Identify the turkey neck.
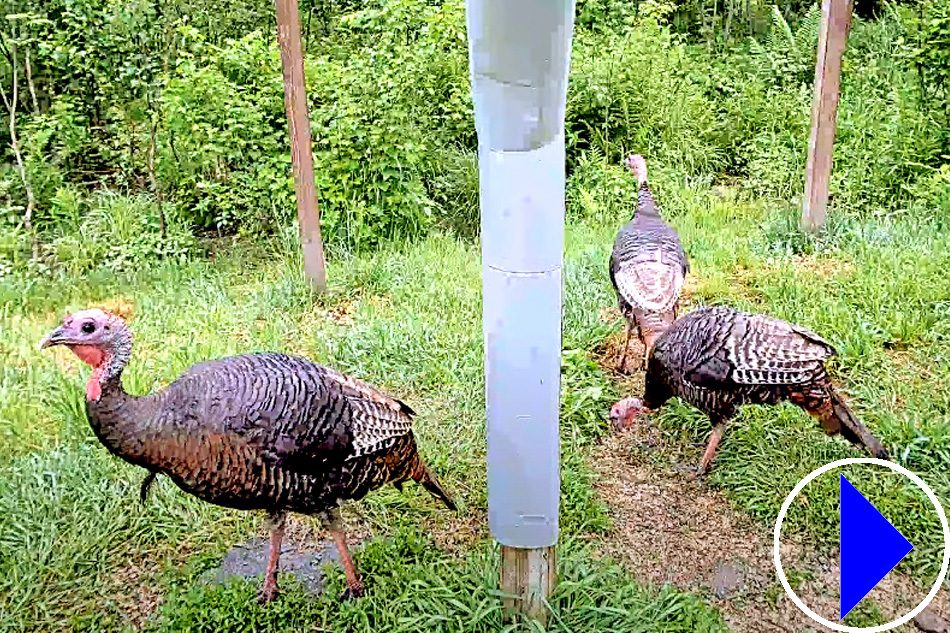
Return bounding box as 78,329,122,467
84,335,158,465
632,181,662,223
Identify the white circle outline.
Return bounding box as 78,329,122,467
773,457,950,633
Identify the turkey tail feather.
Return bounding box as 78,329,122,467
824,390,889,460
408,453,457,512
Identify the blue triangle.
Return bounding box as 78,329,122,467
840,474,914,620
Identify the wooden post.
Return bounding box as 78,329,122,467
500,545,557,623
801,0,854,232
275,0,327,292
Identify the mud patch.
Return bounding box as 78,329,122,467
207,535,342,595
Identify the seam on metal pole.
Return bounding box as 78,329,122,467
486,265,561,276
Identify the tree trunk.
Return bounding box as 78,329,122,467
25,47,38,115
275,0,327,293
148,117,167,239
0,39,38,259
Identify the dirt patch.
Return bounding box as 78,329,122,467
108,559,164,630
590,428,950,632
423,507,487,557
92,297,136,321
791,255,853,279
326,300,357,326
590,330,647,400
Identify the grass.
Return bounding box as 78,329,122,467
2,170,950,631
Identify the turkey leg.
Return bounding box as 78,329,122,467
699,422,726,473
617,321,632,372
259,510,287,603
328,509,364,600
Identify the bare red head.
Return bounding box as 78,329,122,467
609,396,647,431
625,154,648,187
40,308,132,401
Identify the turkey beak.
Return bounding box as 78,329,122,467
39,326,67,350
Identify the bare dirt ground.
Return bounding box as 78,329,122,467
594,333,950,633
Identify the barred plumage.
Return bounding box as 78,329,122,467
609,155,689,371
610,305,889,475
41,309,456,603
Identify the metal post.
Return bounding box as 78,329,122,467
464,0,576,624
802,0,854,232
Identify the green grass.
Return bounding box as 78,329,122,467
0,221,697,632
149,534,725,633
4,176,950,630
651,199,950,584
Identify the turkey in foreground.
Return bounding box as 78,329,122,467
609,305,889,474
609,154,689,372
40,308,457,602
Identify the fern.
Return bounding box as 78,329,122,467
771,5,795,49
749,3,822,87
795,4,823,56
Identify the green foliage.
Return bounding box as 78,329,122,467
307,0,473,250
149,534,725,633
160,30,291,232
909,0,950,140
566,23,724,176
748,4,821,88
425,146,480,240
575,0,640,33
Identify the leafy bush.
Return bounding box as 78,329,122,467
305,0,473,250
160,30,291,234
566,23,725,177
748,4,822,89
45,191,199,275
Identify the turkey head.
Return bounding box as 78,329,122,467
609,396,648,432
40,308,132,401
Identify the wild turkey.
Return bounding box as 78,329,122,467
609,305,889,475
40,308,456,602
609,154,689,372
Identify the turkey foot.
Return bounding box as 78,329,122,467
329,516,364,601
258,582,280,604
258,511,287,604
339,586,364,601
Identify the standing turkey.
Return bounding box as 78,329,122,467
40,308,456,602
609,154,689,372
608,305,889,475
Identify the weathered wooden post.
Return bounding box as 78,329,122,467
275,0,328,292
801,0,854,232
464,0,576,625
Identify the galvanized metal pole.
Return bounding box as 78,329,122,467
464,0,576,624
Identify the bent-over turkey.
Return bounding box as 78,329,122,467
609,154,689,371
609,305,889,475
40,308,456,602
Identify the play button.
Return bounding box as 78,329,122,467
773,458,950,632
839,474,914,620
